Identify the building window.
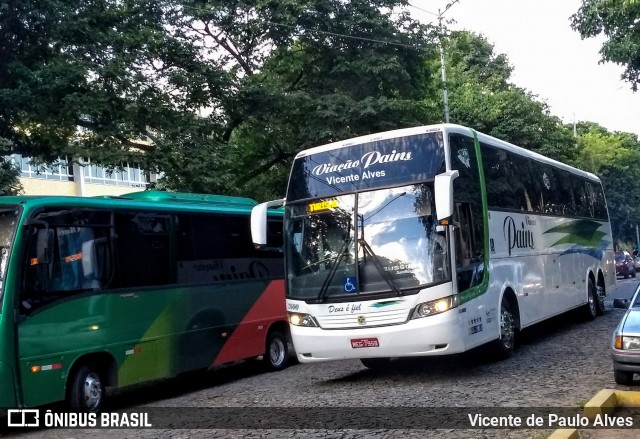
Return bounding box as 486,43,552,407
8,154,74,181
6,155,155,188
80,159,152,187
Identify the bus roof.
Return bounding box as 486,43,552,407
294,123,601,183
0,191,263,215
294,124,453,159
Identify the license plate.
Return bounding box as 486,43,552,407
351,338,379,348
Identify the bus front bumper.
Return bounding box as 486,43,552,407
292,310,465,363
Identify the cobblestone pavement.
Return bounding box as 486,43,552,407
5,305,640,439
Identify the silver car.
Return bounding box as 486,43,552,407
612,285,640,384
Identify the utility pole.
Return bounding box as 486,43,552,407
409,1,459,123
437,1,460,124
439,10,450,123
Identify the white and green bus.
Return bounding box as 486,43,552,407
251,124,616,367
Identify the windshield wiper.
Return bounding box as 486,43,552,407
317,238,351,302
358,237,403,297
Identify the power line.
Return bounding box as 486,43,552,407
407,3,439,17
440,0,461,18
178,3,432,51
264,20,423,50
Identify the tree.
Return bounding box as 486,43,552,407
571,0,640,90
164,0,436,199
0,160,22,196
0,0,436,199
438,31,577,163
0,0,186,159
573,123,640,244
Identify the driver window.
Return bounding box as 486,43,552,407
22,217,112,312
449,133,485,292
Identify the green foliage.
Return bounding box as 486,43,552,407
0,0,435,198
3,0,640,247
440,31,577,163
573,124,640,242
437,30,640,244
571,0,640,90
0,158,22,196
184,0,436,198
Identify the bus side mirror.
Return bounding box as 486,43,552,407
36,228,54,264
251,199,285,247
434,170,459,221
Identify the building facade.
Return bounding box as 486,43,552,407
8,155,156,197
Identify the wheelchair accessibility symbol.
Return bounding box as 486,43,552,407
344,277,357,293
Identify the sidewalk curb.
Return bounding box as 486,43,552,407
548,389,640,438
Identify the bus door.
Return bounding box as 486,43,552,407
17,210,113,407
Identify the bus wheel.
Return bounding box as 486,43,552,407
264,331,289,371
360,357,391,369
68,365,104,412
595,282,606,316
583,280,597,321
492,300,516,359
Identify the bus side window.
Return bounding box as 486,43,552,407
114,213,173,288
22,225,111,312
455,202,483,292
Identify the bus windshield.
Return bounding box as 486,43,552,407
285,183,450,300
0,208,20,309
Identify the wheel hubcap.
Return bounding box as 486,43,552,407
589,286,596,314
84,372,102,411
500,307,515,349
596,285,605,308
269,338,286,367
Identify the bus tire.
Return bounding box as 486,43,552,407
583,280,597,321
614,369,634,385
68,364,104,413
264,330,289,371
360,357,391,369
595,281,606,316
492,299,516,360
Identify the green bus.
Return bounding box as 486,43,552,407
0,191,288,412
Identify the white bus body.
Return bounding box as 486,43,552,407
253,124,616,364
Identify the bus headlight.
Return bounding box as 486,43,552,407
289,312,318,327
616,335,640,350
411,296,458,319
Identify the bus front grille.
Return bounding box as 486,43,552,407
317,309,409,329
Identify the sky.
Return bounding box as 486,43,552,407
409,0,640,136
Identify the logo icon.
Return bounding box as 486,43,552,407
357,315,366,325
7,409,40,427
457,148,471,168
344,277,356,293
